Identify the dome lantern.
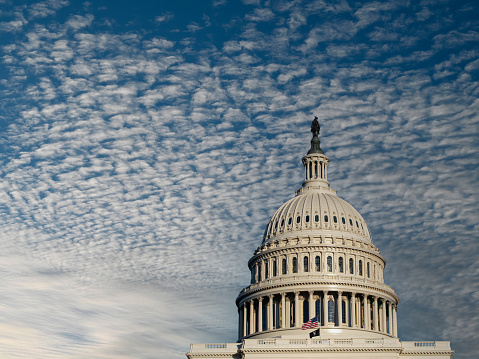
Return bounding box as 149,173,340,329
301,117,330,189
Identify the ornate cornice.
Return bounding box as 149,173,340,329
236,279,398,306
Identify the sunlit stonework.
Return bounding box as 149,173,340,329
187,119,453,358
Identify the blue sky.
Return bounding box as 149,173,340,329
0,0,478,358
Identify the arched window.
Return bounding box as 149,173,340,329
333,215,338,223
324,215,329,222
305,215,310,223
315,256,321,271
258,262,262,281
327,256,333,272
296,216,301,223
265,259,269,279
342,217,346,224
304,256,309,272
339,257,344,273
281,218,284,227
349,258,354,274
349,218,353,226
367,262,370,278
359,260,363,276
315,214,319,222
328,299,334,323
273,259,277,277
292,257,298,273
303,299,309,324
282,258,287,274
288,217,292,225
251,265,255,284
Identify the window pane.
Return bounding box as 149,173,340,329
359,260,363,276
273,259,277,277
349,258,354,274
258,262,262,281
327,256,332,272
328,300,334,323
265,260,269,279
304,256,309,272
339,257,343,273
315,256,321,271
292,257,298,273
282,258,287,274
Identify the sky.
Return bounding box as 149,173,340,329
0,0,477,358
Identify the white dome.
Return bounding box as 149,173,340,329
263,187,371,244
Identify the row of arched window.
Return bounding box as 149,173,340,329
251,254,380,284
267,213,365,237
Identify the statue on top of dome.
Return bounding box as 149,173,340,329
311,116,320,137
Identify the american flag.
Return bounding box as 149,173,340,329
301,315,320,330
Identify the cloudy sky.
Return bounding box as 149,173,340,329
0,0,477,358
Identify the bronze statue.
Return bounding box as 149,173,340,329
311,116,320,137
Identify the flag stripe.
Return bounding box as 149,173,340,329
301,316,320,330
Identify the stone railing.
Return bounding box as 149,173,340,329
402,341,452,351
189,343,240,353
244,337,400,349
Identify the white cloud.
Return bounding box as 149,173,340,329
0,1,477,358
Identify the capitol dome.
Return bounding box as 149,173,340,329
188,118,453,359
262,190,371,244
236,117,398,340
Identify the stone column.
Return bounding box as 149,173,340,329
294,292,300,328
373,296,378,331
337,291,343,327
268,295,274,330
258,297,263,332
243,303,247,337
281,293,286,329
393,304,398,337
350,293,356,328
388,301,393,334
365,296,371,330
309,291,315,321
323,291,328,325
249,300,254,334
363,294,368,329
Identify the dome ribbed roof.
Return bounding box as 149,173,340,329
262,187,371,243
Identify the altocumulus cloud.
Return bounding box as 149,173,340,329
0,0,478,358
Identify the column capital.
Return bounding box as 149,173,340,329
294,291,300,297
269,294,274,299
281,292,286,298
258,297,263,303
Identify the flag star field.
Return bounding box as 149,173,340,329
0,0,478,358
